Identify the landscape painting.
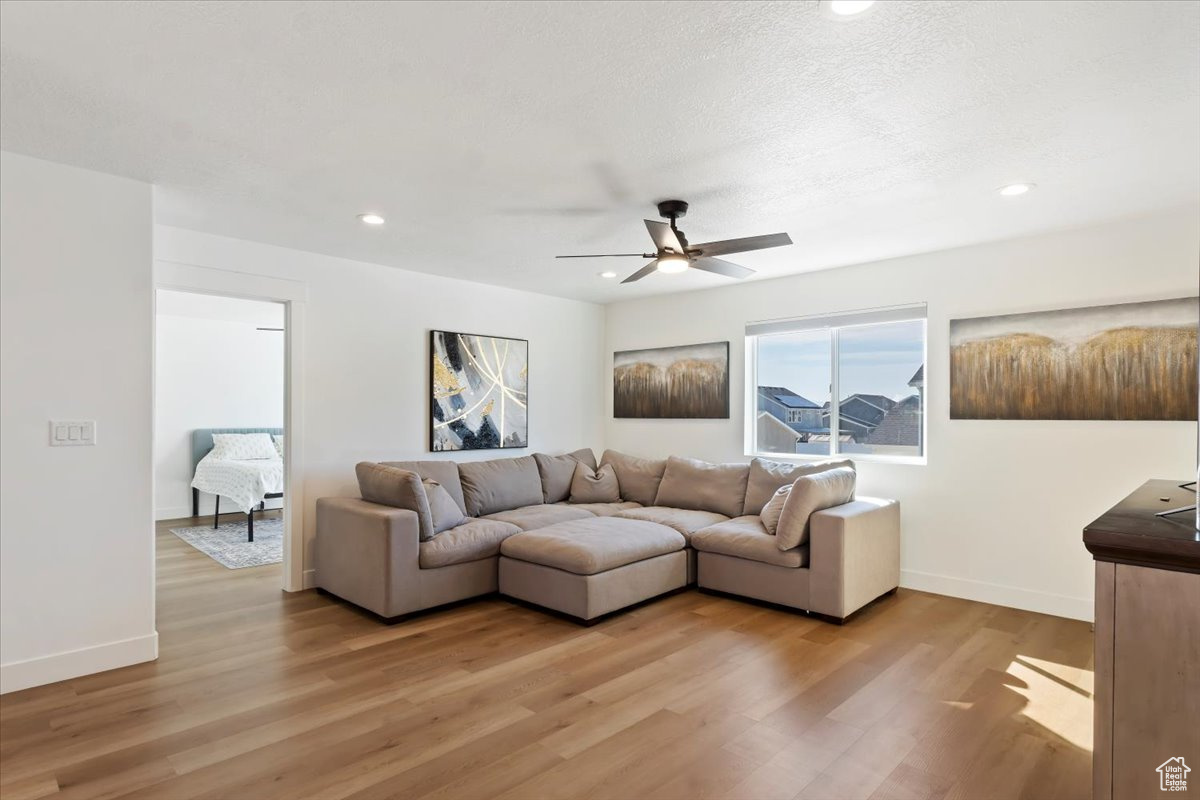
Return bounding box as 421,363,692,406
614,341,730,419
949,297,1197,420
430,330,528,450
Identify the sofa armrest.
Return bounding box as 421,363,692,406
315,497,421,618
807,497,900,620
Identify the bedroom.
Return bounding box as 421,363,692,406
154,290,287,575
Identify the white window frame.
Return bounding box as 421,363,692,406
745,304,928,466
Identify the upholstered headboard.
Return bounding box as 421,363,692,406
190,427,284,476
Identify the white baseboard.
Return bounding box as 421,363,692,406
900,569,1093,622
155,505,192,521
156,499,285,522
302,568,317,590
0,632,159,695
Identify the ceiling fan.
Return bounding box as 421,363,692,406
556,200,792,284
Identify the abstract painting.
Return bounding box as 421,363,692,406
950,297,1197,420
430,330,528,450
614,341,730,419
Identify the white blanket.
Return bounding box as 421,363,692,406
191,454,284,514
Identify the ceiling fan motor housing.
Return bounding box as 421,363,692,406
656,199,689,220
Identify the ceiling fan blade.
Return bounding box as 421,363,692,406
644,220,686,255
556,253,649,259
691,257,755,280
690,232,792,258
621,261,660,284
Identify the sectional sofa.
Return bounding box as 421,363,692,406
314,449,900,624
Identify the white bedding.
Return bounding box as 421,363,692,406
191,454,284,514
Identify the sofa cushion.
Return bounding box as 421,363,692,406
500,517,685,575
457,456,543,517
654,456,750,518
776,467,857,550
381,459,468,516
615,506,730,542
356,462,435,541
743,457,855,516
533,449,598,503
483,503,594,531
760,483,791,535
424,479,467,534
569,462,621,504
600,450,667,507
561,501,643,517
418,518,522,569
692,516,808,568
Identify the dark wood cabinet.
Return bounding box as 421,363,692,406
1085,479,1199,800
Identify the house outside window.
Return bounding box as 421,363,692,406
747,305,927,462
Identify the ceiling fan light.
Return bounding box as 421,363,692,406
825,0,876,17
657,256,689,274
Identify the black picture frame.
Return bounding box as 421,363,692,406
430,329,530,451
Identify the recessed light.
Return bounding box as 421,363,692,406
656,256,690,274
824,0,876,17
358,213,385,225
599,271,617,279
998,183,1036,197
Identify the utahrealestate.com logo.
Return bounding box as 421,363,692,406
1158,757,1191,792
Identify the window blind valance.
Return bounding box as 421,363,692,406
746,303,927,337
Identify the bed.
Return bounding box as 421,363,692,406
190,428,284,541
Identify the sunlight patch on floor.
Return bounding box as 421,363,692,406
1008,655,1094,751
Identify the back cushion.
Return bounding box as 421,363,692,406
381,460,468,516
533,449,598,503
600,450,667,507
457,455,543,516
355,462,435,541
743,457,855,516
654,456,750,518
775,466,857,550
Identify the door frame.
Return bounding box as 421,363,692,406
154,259,308,592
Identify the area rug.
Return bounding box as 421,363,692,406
169,518,283,569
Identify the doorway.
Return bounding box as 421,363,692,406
153,290,288,586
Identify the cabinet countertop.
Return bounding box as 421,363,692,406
1083,478,1199,573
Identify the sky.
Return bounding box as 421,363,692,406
756,320,925,405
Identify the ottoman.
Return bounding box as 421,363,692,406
499,516,687,623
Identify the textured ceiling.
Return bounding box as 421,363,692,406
2,0,1198,303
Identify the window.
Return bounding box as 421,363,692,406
748,305,926,461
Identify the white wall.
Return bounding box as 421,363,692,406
604,207,1199,621
0,152,156,693
154,291,285,520
155,226,606,588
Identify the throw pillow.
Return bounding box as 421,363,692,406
272,434,285,458
775,466,856,550
424,479,467,534
759,483,792,535
533,449,598,503
569,462,621,504
210,432,279,461
355,462,436,541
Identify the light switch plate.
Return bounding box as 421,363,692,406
50,420,96,446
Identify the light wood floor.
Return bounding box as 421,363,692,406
0,512,1095,800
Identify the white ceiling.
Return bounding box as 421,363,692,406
2,1,1197,304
